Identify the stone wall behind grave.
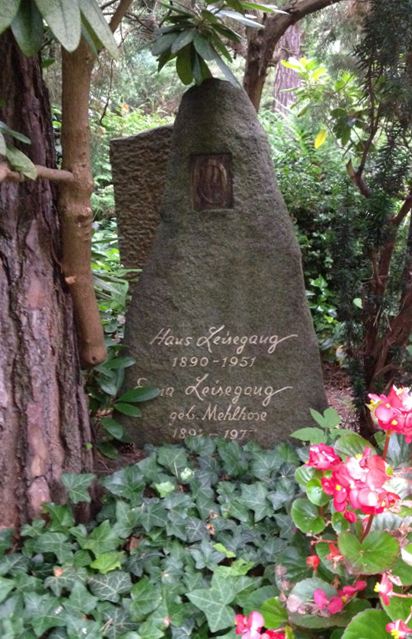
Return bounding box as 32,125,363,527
110,125,173,270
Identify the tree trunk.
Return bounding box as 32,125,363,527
0,33,93,528
273,24,302,113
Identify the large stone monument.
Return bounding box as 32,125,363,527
110,126,173,270
118,78,327,447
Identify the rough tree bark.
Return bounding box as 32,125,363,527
243,0,344,110
272,24,301,113
0,33,93,528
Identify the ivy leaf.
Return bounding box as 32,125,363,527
61,472,94,503
23,592,67,636
240,483,270,522
64,581,98,615
130,577,162,619
32,532,73,563
34,0,81,52
0,0,21,34
140,501,168,533
338,530,399,574
79,0,118,58
5,145,37,179
341,609,390,639
77,520,121,554
90,551,125,574
0,529,14,557
88,570,132,602
187,581,236,632
42,503,74,531
157,446,189,476
0,577,15,604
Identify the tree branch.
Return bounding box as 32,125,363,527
243,0,344,108
109,0,134,33
0,162,74,184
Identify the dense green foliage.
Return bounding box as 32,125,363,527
0,438,307,638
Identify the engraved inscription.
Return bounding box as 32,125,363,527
191,154,233,210
138,325,299,441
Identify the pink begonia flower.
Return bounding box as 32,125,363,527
235,612,264,639
327,596,344,615
307,444,341,470
320,447,399,517
386,619,412,638
306,554,320,570
338,580,367,601
374,573,394,606
368,386,412,441
313,588,330,610
261,631,286,639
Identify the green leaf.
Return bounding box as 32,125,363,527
306,478,329,506
42,503,74,531
291,427,325,443
130,577,162,619
78,520,120,554
64,581,98,615
176,44,194,85
90,551,125,574
101,417,124,441
0,577,15,604
193,33,216,61
11,0,43,57
97,441,119,459
338,530,399,574
152,32,178,56
0,121,31,144
291,498,326,534
114,402,142,417
240,482,270,522
187,580,236,632
171,28,195,54
382,587,412,622
341,609,390,639
79,0,118,58
0,132,5,156
88,570,132,602
5,145,37,179
295,465,316,487
334,433,374,458
217,8,262,28
117,386,160,403
0,0,21,34
61,472,94,503
34,0,81,51
105,356,135,369
260,597,288,629
33,532,73,562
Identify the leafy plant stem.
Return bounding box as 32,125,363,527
382,432,391,461
361,514,374,542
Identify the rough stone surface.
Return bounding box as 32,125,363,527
110,125,173,269
123,79,327,447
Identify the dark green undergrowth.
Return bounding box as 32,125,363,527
0,438,309,639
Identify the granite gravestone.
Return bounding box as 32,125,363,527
110,126,173,270
121,78,327,447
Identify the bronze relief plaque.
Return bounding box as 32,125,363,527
191,153,233,210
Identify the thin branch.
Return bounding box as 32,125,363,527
391,191,412,226
0,162,74,184
109,0,134,33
